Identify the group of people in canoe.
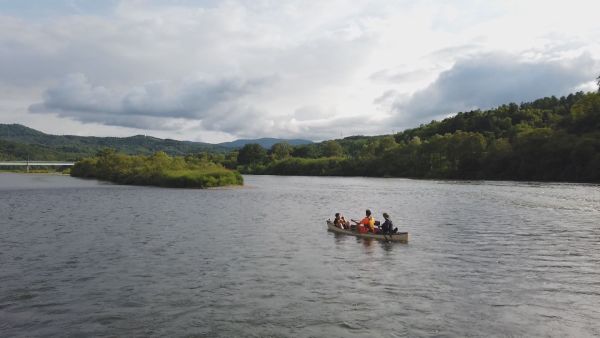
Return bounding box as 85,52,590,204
333,209,398,235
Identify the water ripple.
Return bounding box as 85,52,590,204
1,174,599,337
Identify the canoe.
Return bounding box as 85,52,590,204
326,220,408,243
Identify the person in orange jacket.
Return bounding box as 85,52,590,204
351,209,375,233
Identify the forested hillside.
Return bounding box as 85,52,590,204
234,91,600,182
0,138,76,160
0,124,313,160
0,124,224,159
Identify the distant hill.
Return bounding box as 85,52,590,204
0,138,72,161
0,124,226,160
218,137,313,149
0,124,313,160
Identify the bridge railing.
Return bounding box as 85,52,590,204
0,161,75,166
0,161,75,173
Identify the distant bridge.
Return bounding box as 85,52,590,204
0,161,75,166
0,161,75,172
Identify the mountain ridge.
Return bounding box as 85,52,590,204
0,123,314,160
217,137,313,149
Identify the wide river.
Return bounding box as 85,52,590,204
1,173,599,337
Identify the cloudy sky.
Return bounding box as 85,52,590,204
1,0,599,142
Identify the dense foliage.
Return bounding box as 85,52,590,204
0,138,75,160
71,150,243,188
233,92,600,182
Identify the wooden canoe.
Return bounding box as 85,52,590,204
326,220,408,243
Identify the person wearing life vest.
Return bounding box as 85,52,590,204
351,209,376,233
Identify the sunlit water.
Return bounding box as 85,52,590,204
1,173,599,337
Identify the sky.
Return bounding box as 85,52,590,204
1,0,599,143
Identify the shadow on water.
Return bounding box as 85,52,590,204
359,237,373,249
330,231,376,250
332,232,347,244
331,231,399,255
379,241,395,253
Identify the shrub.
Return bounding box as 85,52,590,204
71,151,243,188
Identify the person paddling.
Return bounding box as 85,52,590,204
381,212,398,234
352,209,375,233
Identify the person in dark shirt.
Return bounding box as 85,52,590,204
381,212,397,234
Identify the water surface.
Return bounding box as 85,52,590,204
1,173,599,337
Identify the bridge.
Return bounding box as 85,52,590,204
0,161,75,172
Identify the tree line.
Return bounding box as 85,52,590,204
217,91,600,182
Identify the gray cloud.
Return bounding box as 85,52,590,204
57,113,194,131
391,52,598,126
200,105,272,137
29,73,272,129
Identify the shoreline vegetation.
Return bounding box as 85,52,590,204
229,91,599,183
2,90,599,183
70,150,243,188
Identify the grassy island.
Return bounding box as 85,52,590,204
71,150,243,188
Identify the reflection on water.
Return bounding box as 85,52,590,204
1,173,599,337
359,238,374,251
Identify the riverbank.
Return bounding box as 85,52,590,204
70,151,243,188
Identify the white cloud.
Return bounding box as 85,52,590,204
0,0,599,141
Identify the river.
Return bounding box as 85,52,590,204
1,173,599,337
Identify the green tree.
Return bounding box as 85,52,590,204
485,138,513,178
444,132,487,177
570,93,600,132
270,142,292,160
376,136,397,152
321,140,344,157
571,138,598,180
291,144,320,158
237,143,267,165
222,151,238,169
